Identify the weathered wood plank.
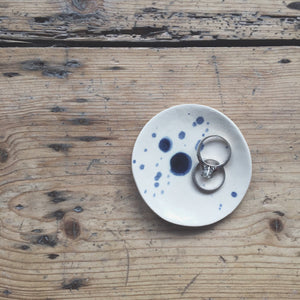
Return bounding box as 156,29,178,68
0,47,299,299
0,0,299,42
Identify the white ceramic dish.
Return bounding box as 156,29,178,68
132,104,252,226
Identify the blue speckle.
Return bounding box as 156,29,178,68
205,128,209,133
155,163,159,167
188,112,191,115
178,131,186,139
202,133,205,137
167,181,170,185
170,152,192,176
167,174,170,178
133,160,136,164
153,193,156,197
140,164,145,170
196,116,204,124
195,139,201,150
192,122,197,127
159,137,172,152
154,172,162,181
144,148,148,152
154,182,159,188
144,189,147,194
219,204,223,210
152,133,157,138
207,122,210,125
231,191,237,198
160,157,163,160
161,190,164,194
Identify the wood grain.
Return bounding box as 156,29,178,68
0,47,299,299
0,0,299,43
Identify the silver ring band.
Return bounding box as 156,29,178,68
197,135,231,179
192,160,225,193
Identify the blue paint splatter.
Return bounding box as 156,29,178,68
167,181,170,185
154,172,162,181
231,191,237,198
153,193,156,197
159,137,172,152
202,133,205,137
170,152,192,176
160,157,163,160
140,164,145,170
188,112,191,115
161,190,164,194
144,148,148,152
144,189,147,194
167,174,170,178
133,160,136,164
152,133,157,138
207,122,210,125
205,128,209,133
192,122,197,127
196,116,204,125
155,163,159,167
154,182,159,188
219,204,223,210
195,139,201,150
178,131,186,139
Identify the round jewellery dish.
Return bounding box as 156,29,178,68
132,104,252,227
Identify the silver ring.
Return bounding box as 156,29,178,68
197,135,231,179
192,159,225,193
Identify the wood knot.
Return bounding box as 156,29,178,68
64,218,81,239
269,218,283,233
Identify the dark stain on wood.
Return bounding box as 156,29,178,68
15,204,24,210
64,219,81,239
77,136,110,142
48,253,59,259
219,255,226,263
31,229,42,233
143,7,159,13
22,59,46,71
62,278,87,290
278,58,291,63
73,206,83,213
47,191,68,203
48,143,72,152
106,66,125,71
287,2,300,10
72,0,88,11
0,148,8,163
76,98,88,103
3,72,20,77
34,16,52,23
65,60,81,68
3,290,12,296
34,234,57,247
71,118,91,125
45,209,65,220
19,245,30,250
42,67,70,79
269,218,283,233
51,106,65,112
273,211,285,217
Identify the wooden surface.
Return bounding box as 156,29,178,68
0,0,299,42
0,47,299,299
